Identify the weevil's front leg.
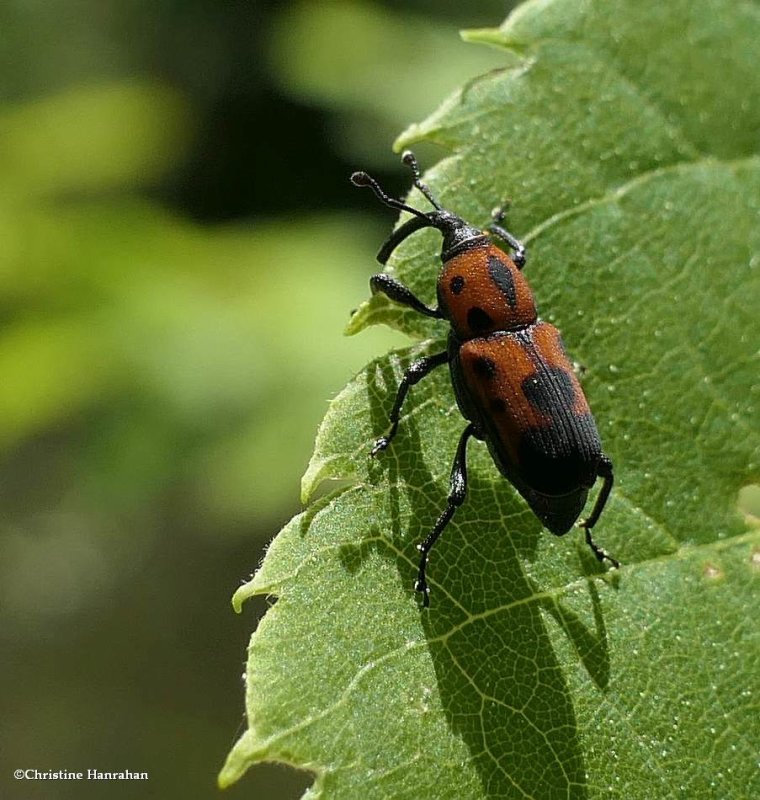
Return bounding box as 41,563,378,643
370,274,443,319
488,208,527,269
371,351,449,455
578,455,620,568
415,423,477,607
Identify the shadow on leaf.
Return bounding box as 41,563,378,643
359,348,618,798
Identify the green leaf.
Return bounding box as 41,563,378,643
222,1,760,797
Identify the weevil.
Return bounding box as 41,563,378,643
352,152,618,606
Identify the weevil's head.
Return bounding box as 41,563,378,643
428,209,488,262
351,151,489,267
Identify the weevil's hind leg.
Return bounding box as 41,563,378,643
415,423,477,607
370,274,442,319
371,350,448,456
582,455,614,530
488,208,527,269
579,455,620,569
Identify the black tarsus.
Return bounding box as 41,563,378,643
578,455,619,568
371,350,449,456
415,423,477,607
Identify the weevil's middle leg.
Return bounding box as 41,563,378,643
415,423,476,607
371,350,448,456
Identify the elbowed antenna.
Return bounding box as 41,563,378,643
350,170,429,222
401,151,442,210
351,150,444,219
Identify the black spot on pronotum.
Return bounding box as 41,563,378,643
450,275,465,294
490,397,507,413
487,255,517,309
521,366,576,414
467,306,493,333
473,357,497,378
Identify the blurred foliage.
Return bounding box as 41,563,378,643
0,1,517,799
266,0,507,167
0,81,402,524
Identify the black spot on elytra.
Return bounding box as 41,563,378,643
488,255,517,309
473,356,497,378
521,366,576,414
467,306,493,333
490,397,507,413
450,275,465,294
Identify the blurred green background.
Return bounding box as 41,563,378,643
0,1,513,798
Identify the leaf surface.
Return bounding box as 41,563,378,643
222,1,760,797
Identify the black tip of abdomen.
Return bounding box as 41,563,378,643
527,489,589,536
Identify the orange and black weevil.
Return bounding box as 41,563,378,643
351,151,619,607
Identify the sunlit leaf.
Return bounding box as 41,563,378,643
223,1,760,797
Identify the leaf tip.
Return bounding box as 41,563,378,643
300,459,323,504
231,579,256,613
393,124,425,153
218,729,263,789
344,300,372,336
460,26,506,46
